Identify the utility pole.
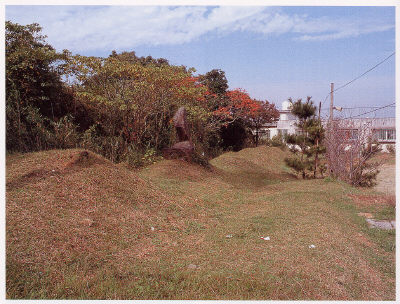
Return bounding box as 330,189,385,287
318,101,321,120
329,82,334,122
314,101,322,178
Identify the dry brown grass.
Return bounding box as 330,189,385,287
349,194,396,208
7,149,187,296
6,147,395,300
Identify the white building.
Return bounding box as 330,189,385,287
256,100,299,140
256,101,396,151
323,117,396,152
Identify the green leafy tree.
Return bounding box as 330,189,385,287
6,21,75,152
109,50,169,67
66,52,208,162
196,69,230,155
199,69,228,97
284,97,325,179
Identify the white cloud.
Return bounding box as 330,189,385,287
295,17,394,41
5,6,394,52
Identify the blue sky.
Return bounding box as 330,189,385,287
5,5,395,117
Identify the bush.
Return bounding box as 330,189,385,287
220,120,249,151
6,102,54,152
52,115,80,149
124,145,161,168
81,124,125,163
124,145,144,168
319,163,327,177
81,125,101,153
191,150,210,168
255,137,269,146
325,120,382,187
387,144,395,154
284,156,305,177
142,148,160,166
267,134,286,148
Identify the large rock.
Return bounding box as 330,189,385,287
173,107,190,141
365,218,395,230
163,107,194,161
163,141,194,162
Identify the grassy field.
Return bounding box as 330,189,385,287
6,146,396,300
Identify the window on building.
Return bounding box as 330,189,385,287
373,129,396,142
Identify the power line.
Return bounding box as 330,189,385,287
321,104,395,110
341,105,395,109
332,52,395,94
321,51,395,107
341,102,395,119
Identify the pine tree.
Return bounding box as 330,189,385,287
284,97,325,179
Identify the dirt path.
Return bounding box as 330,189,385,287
374,163,396,195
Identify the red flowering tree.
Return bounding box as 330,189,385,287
247,99,280,146
214,89,279,147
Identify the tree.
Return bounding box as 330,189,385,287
247,99,279,146
284,97,325,179
306,117,326,178
194,69,230,155
213,88,279,150
212,89,252,150
198,69,228,96
66,52,207,162
324,120,381,187
109,50,169,67
6,21,74,152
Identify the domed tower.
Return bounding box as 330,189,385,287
280,100,291,121
281,100,291,111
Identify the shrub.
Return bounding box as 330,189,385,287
386,144,395,154
284,156,306,177
124,145,161,168
219,120,249,151
267,134,286,148
52,115,80,149
325,120,381,187
6,102,54,152
191,150,210,168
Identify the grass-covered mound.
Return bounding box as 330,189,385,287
6,147,395,300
